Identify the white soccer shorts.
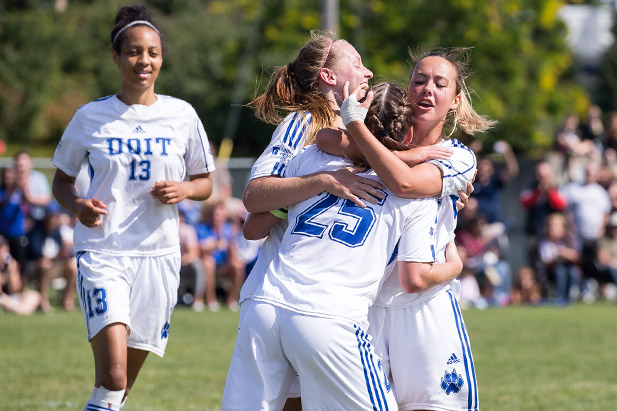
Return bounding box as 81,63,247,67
75,251,180,357
237,298,302,400
368,289,479,411
222,301,396,411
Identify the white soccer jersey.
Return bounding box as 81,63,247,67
252,146,438,324
249,111,312,179
52,94,215,257
374,138,477,307
239,112,312,304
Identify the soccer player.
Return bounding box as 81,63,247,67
237,31,382,410
336,48,495,411
222,82,463,410
51,5,214,411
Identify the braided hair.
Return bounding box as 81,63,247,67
354,82,411,168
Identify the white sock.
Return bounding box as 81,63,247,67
82,387,98,411
83,386,125,411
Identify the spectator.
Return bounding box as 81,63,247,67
563,161,611,302
596,159,616,190
48,206,78,311
519,159,568,295
537,213,581,304
0,235,41,315
197,199,245,311
14,151,52,264
457,203,512,306
520,160,568,239
456,243,488,310
0,167,28,272
34,204,77,312
579,105,604,152
14,151,52,306
593,204,617,302
178,210,206,311
472,140,519,224
209,142,245,220
554,113,596,183
604,111,617,153
510,266,542,305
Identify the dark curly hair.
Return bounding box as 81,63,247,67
110,5,164,55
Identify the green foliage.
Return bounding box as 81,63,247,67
2,304,617,410
355,0,588,154
596,9,617,113
0,0,591,156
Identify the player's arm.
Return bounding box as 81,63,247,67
317,125,452,167
345,119,444,198
337,84,446,199
150,173,213,204
243,171,384,213
52,169,107,228
315,127,363,160
243,210,286,240
398,241,463,293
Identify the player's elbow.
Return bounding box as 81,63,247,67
390,180,425,199
242,186,261,214
391,182,414,198
401,278,429,293
242,223,264,241
399,264,431,293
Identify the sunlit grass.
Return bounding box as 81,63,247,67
2,303,617,410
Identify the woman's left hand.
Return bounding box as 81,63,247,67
456,181,474,211
150,180,190,204
339,82,372,126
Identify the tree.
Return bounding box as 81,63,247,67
0,0,588,156
596,8,617,113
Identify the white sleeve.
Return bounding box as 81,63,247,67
397,198,438,263
428,142,477,197
185,109,216,176
249,112,311,180
51,109,89,177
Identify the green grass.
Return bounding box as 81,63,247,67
2,303,617,410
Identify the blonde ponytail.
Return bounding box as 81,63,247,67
249,31,340,145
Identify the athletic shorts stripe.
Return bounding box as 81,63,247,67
355,326,390,411
86,404,114,411
447,290,479,410
76,252,91,337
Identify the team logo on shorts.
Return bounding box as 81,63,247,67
161,322,170,339
447,353,461,364
440,369,464,395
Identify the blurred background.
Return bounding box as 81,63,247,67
0,0,614,157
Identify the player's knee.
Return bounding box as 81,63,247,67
100,366,127,391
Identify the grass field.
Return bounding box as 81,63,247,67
2,303,617,410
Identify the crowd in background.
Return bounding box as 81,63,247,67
458,105,617,308
3,108,617,314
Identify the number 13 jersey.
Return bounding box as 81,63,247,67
52,94,215,257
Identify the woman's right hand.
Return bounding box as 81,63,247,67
76,198,108,228
323,167,386,208
339,82,373,126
